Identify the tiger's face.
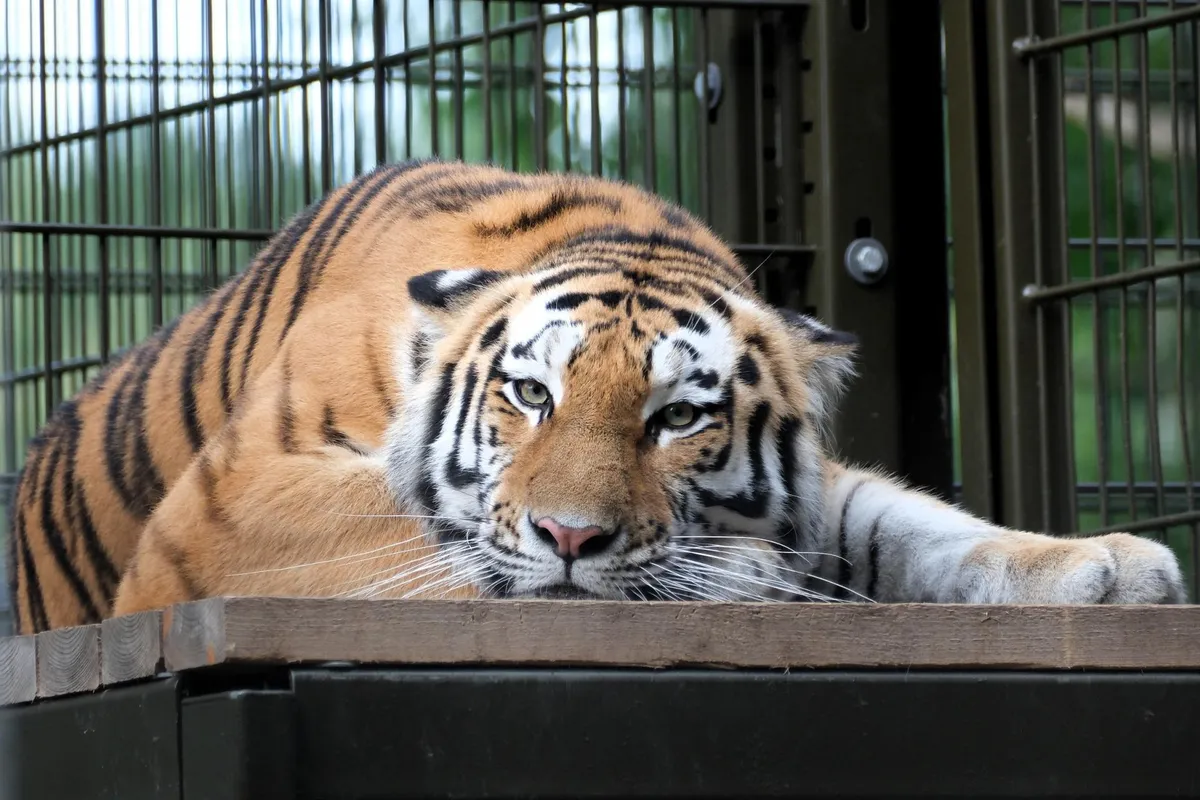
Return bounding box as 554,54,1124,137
387,261,855,602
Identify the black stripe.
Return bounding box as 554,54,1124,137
474,190,622,237
181,279,241,451
837,480,868,598
17,512,49,632
687,368,720,390
407,177,530,219
58,401,120,598
414,364,455,513
279,359,297,453
479,317,508,350
446,365,482,489
775,416,801,519
283,168,395,342
697,402,772,517
102,362,141,513
196,454,231,528
866,513,885,600
737,353,760,386
321,406,368,455
229,199,322,405
365,331,397,417
672,309,710,335
123,318,181,519
155,535,202,601
39,438,102,623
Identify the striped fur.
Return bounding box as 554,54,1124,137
6,160,1184,633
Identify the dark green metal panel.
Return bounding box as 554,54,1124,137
181,689,297,800
286,668,1200,798
0,678,182,800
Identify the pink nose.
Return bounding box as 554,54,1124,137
536,517,606,559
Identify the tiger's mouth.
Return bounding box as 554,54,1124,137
516,584,605,600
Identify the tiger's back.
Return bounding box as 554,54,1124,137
7,159,743,633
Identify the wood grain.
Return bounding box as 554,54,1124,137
35,623,100,698
161,598,1200,672
0,634,37,706
101,611,164,685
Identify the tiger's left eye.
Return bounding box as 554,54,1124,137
662,402,697,428
516,379,550,406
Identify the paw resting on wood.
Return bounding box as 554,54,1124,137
954,532,1186,605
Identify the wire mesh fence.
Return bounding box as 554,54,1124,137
1014,0,1200,570
1,0,825,633
2,0,1198,636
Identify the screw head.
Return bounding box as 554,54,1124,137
844,237,889,285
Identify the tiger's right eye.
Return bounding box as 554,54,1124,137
516,379,550,407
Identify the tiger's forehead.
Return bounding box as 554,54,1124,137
499,274,747,401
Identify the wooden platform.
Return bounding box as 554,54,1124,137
4,598,1200,706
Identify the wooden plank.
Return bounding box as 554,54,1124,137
162,597,1200,672
35,623,101,699
0,634,37,706
101,611,164,686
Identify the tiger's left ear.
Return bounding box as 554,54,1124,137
407,267,508,313
776,308,858,418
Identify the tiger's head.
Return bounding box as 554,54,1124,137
385,238,857,602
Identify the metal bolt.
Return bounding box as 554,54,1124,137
844,237,889,285
694,63,723,112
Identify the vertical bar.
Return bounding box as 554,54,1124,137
301,0,313,203
150,0,163,329
507,0,517,169
453,0,463,159
2,1,14,471
642,6,655,189
752,12,765,243
1052,0,1080,531
261,0,273,227
428,0,438,157
588,4,600,175
560,6,569,171
1137,0,1167,531
1166,2,1198,576
249,0,262,227
671,7,682,203
39,0,56,417
95,0,110,361
224,0,236,275
1025,0,1054,529
1110,0,1138,523
405,1,413,160
698,9,710,221
373,0,386,165
204,0,217,289
173,1,184,320
1082,0,1110,526
534,2,546,170
616,8,627,177
319,0,332,193
483,0,493,162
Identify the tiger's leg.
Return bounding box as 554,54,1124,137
818,462,1186,604
111,356,480,617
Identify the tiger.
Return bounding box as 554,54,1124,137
5,158,1186,635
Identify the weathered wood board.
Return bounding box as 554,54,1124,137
4,598,1200,706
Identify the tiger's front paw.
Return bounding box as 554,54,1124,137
955,532,1186,605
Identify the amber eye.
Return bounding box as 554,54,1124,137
516,379,551,406
662,402,697,428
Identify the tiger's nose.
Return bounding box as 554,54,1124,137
535,517,616,559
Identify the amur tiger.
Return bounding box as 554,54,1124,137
6,159,1185,635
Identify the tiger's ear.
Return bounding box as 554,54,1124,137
775,308,858,418
402,268,509,385
406,267,507,313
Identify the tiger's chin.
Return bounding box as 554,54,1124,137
513,584,608,600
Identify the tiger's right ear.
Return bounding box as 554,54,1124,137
402,268,508,385
406,267,507,313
